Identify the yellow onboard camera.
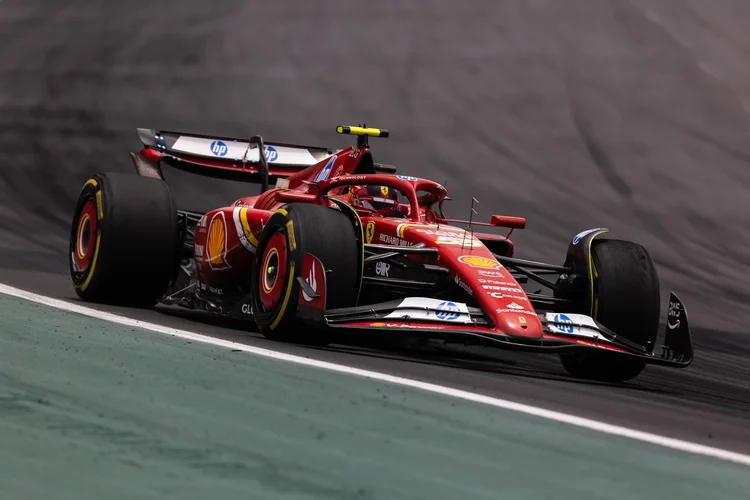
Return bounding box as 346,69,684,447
336,125,389,147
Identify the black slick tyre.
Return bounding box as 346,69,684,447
560,239,660,382
250,203,360,345
69,172,179,307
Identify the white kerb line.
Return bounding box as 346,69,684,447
0,282,748,467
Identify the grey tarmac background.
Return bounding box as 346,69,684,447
1,0,750,454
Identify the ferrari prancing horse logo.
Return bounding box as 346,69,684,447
366,221,375,244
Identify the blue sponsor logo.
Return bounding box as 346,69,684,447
210,140,228,157
314,156,336,182
551,313,575,334
397,175,418,181
263,146,278,162
435,301,461,321
572,228,605,245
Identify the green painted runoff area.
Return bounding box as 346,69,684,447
0,294,748,500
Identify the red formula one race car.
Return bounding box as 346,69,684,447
69,125,693,382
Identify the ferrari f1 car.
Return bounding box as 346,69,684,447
69,125,693,382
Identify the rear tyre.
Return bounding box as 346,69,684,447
250,203,360,345
69,172,179,307
559,239,660,382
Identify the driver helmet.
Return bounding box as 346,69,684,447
349,185,399,212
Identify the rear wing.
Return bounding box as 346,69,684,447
132,128,336,188
131,125,398,192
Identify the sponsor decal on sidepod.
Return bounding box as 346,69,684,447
206,212,231,270
375,262,390,277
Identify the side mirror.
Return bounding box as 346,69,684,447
491,215,526,229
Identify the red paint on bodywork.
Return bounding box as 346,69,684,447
193,208,254,291
162,142,537,339
298,253,326,310
490,215,526,229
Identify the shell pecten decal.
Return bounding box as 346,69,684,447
207,212,231,270
458,255,502,269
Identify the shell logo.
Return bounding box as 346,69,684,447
207,212,231,270
458,255,502,269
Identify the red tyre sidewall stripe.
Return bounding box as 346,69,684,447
74,200,98,272
259,231,287,311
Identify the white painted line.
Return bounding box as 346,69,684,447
1,282,749,467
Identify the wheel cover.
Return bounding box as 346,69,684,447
73,199,97,273
259,231,287,311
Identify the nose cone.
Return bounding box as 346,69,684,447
491,306,544,337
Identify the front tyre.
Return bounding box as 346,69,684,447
560,239,660,382
69,173,179,307
250,203,360,345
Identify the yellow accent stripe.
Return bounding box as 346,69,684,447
270,261,295,330
336,125,387,137
80,231,101,292
586,230,608,316
95,191,103,220
286,220,296,251
239,208,259,246
275,208,288,217
82,179,98,191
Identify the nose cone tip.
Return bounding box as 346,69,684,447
494,312,544,337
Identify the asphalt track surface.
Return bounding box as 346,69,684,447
2,0,750,468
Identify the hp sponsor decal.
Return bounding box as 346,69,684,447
435,301,461,321
314,156,336,182
263,146,278,162
397,175,418,181
550,313,575,334
210,140,228,157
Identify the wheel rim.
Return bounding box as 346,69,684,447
73,199,97,273
258,231,287,311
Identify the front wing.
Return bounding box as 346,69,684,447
323,292,693,368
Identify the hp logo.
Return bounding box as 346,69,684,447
263,146,278,162
552,313,575,334
210,140,228,157
436,301,461,321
